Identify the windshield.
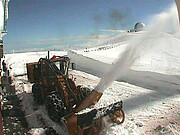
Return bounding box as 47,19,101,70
54,61,67,75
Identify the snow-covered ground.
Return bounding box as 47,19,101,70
5,31,180,135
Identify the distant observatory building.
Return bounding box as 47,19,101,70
134,22,146,32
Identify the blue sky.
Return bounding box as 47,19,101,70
3,0,175,52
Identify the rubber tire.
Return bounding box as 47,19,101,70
32,83,39,101
32,84,43,104
45,94,65,122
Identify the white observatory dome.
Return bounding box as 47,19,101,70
134,22,146,31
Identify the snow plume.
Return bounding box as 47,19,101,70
95,33,149,92
149,4,179,34
95,4,180,93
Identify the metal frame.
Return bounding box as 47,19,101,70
175,0,180,24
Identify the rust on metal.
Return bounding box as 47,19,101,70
109,109,125,124
77,90,103,112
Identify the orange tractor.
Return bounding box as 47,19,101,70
26,55,125,135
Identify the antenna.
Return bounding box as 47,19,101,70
48,51,50,59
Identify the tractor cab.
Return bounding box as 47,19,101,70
51,55,70,77
26,56,71,83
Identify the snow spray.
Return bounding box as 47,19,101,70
150,4,179,34
95,4,179,93
95,33,149,92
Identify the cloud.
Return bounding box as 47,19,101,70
4,34,108,53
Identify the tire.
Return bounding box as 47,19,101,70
32,84,38,101
45,127,58,135
45,94,65,122
32,84,43,104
